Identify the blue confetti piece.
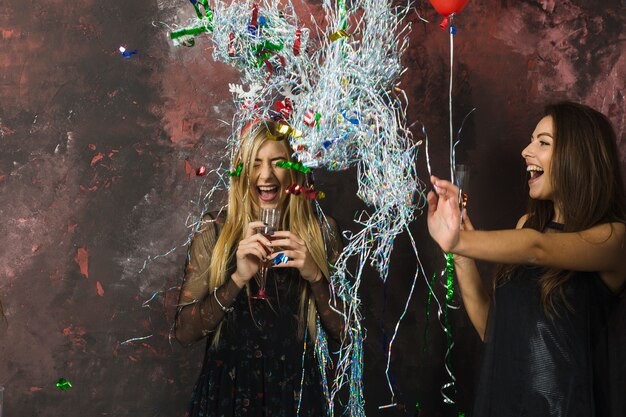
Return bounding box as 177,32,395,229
273,253,289,265
340,109,360,125
247,24,258,36
119,46,138,58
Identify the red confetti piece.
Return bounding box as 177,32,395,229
286,183,303,195
303,109,316,127
184,161,194,178
293,28,301,56
305,189,325,200
96,281,104,297
274,98,293,120
90,153,104,166
251,4,259,27
228,33,235,56
196,165,207,176
263,59,274,77
75,248,89,278
439,16,449,30
285,184,325,200
260,54,286,79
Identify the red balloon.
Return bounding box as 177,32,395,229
429,0,469,17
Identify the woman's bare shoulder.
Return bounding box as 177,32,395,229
515,214,529,229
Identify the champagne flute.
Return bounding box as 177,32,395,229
251,207,281,299
454,164,471,224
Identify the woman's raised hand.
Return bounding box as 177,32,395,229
269,231,322,283
231,221,272,287
427,175,463,253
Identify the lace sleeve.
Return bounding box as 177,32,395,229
309,215,346,341
174,214,242,346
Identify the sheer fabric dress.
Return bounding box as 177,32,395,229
473,222,621,417
176,213,343,417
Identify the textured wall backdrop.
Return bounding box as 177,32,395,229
1,0,624,416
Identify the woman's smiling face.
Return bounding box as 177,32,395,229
249,139,292,212
522,115,555,202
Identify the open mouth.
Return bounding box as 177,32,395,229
257,185,280,202
527,165,544,183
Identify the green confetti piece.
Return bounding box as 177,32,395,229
170,25,212,41
445,253,455,302
256,52,273,67
315,112,322,131
275,161,311,174
254,41,284,54
191,0,213,20
56,378,72,391
228,164,243,177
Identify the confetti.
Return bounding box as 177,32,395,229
275,161,311,174
196,166,207,176
285,183,325,200
56,378,72,391
329,29,350,41
293,28,301,56
165,1,428,413
118,46,138,58
273,253,289,265
228,164,243,177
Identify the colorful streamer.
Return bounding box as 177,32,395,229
163,1,425,414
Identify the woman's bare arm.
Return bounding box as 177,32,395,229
428,176,626,292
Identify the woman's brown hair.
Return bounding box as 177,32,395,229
496,101,626,313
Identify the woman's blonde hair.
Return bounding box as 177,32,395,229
208,121,330,347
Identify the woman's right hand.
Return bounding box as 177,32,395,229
427,176,462,252
231,221,272,288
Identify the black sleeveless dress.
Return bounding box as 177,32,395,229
188,269,325,417
473,229,620,416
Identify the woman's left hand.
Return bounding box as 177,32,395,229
269,231,322,283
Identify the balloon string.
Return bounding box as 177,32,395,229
380,225,420,409
448,15,455,184
423,271,437,352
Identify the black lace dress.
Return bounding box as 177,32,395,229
175,213,343,417
473,223,621,417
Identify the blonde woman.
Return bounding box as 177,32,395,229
175,120,343,417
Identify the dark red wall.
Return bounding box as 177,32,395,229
0,1,624,416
